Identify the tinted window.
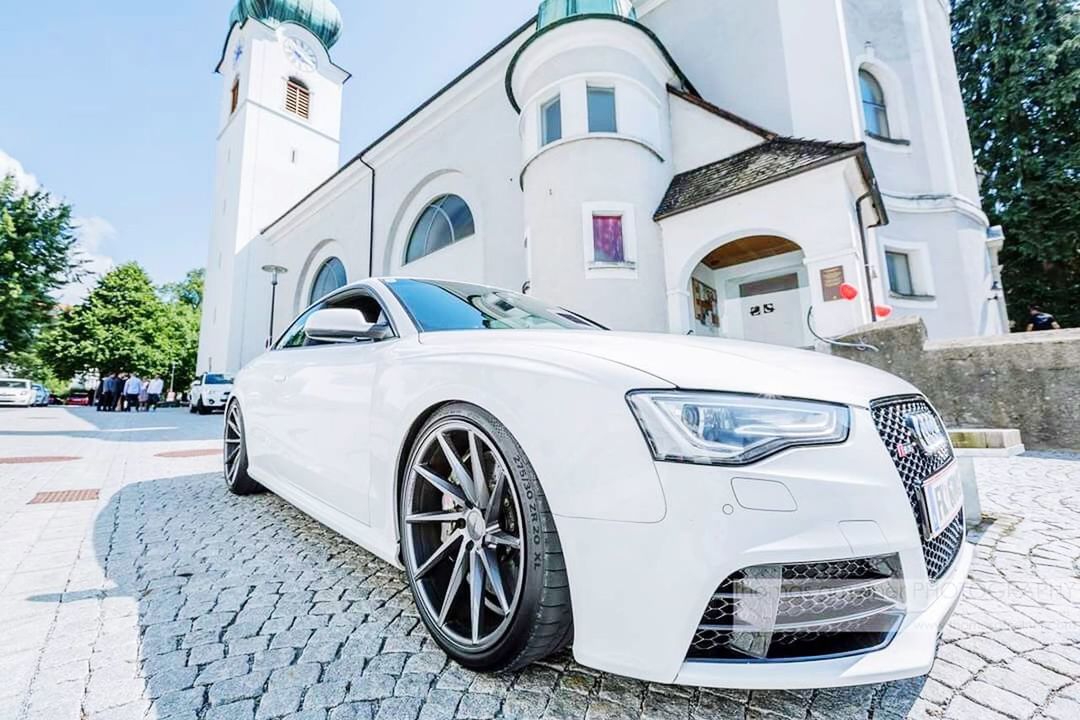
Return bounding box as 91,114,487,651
275,303,325,349
0,379,29,389
310,258,348,303
385,279,603,332
204,374,235,385
405,195,476,264
587,87,617,133
541,96,562,146
859,70,891,138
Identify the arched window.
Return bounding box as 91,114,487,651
404,195,476,264
859,69,890,138
310,257,347,303
286,77,311,119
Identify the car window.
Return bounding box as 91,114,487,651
0,380,30,389
274,289,393,350
204,375,234,385
384,279,604,332
275,303,326,350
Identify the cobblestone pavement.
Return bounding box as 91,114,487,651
1,408,1079,720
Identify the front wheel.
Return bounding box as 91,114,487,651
224,402,263,495
400,403,573,672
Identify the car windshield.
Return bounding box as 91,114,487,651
385,279,605,332
204,374,234,385
0,380,29,389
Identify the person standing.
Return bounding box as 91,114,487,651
97,374,112,412
138,379,150,412
1027,305,1062,332
147,376,164,412
124,373,142,412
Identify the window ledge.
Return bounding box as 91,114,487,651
866,132,912,147
588,261,637,271
889,291,936,302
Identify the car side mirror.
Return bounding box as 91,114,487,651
305,308,393,344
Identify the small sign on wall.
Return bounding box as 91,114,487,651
820,266,847,302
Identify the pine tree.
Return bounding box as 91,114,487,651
0,175,82,360
952,0,1080,328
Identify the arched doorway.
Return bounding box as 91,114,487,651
687,235,812,347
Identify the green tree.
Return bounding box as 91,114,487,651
40,263,205,392
952,0,1080,328
158,268,204,391
0,175,83,361
43,263,171,380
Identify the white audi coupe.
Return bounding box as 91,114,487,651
225,278,971,689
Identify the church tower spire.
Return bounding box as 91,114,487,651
197,1,349,374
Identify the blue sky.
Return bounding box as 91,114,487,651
1,0,538,298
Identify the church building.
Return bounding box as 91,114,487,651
198,0,1008,375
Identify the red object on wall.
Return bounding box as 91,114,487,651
875,305,894,319
839,283,859,301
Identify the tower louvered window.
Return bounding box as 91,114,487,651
285,78,311,119
230,77,240,114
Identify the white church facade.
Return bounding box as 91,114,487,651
198,0,1008,375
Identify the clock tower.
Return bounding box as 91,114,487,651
198,0,349,375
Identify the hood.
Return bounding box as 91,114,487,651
418,330,918,408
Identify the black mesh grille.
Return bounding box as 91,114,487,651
869,395,963,581
688,556,903,662
925,510,965,580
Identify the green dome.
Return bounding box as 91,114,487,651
537,0,637,30
230,0,343,49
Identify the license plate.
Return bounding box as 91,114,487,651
921,465,964,538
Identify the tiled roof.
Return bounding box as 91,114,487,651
655,137,866,220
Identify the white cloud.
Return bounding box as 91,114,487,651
57,217,118,305
0,148,40,193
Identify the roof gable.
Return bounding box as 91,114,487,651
655,137,868,220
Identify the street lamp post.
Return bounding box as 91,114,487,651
261,265,289,348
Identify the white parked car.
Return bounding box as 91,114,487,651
226,278,970,689
189,373,234,415
0,379,35,408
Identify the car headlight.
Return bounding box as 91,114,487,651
627,391,851,466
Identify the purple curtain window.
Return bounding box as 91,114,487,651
593,215,625,263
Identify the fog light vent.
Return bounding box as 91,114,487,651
688,554,904,662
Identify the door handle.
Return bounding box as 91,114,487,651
272,374,288,383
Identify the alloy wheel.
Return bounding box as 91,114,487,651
224,403,243,487
403,420,525,651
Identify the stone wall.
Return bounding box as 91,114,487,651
831,317,1080,450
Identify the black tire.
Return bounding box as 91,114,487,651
399,402,573,672
197,400,210,416
224,401,263,495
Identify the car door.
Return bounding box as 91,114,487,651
273,289,397,524
241,302,324,485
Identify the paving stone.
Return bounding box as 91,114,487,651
350,673,397,701
209,671,271,706
303,681,348,710
198,655,253,685
374,696,422,720
148,666,200,698
256,686,305,719
961,681,1036,719
208,699,257,720
330,703,376,720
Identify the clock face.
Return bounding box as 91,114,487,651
283,37,317,72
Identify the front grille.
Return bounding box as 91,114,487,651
869,395,962,581
925,510,965,580
688,556,904,662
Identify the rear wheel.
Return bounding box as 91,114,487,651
224,402,263,495
400,403,573,671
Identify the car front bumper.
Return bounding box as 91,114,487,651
555,408,971,688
